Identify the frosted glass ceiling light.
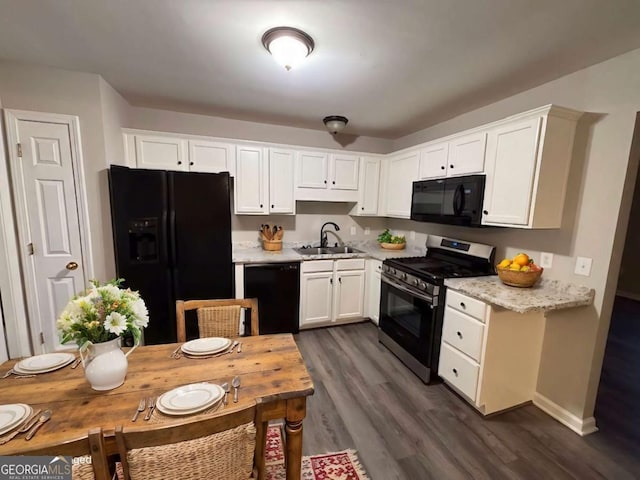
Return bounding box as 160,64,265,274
262,27,314,71
323,116,349,135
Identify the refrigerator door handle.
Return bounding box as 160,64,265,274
169,209,177,266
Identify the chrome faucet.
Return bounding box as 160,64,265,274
320,222,340,248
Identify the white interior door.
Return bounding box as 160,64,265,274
7,115,87,352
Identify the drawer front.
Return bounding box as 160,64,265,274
301,260,334,273
335,258,365,271
439,343,480,401
442,307,485,362
446,289,486,322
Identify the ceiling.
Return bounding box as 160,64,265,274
1,0,640,139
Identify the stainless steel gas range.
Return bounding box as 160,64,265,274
378,235,495,384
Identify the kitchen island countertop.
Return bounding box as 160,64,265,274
444,276,595,313
233,243,424,264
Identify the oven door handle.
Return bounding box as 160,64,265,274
381,275,437,305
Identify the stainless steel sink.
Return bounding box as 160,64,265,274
294,246,363,255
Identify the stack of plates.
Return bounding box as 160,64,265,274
0,404,33,435
13,352,75,375
180,337,231,356
156,383,225,416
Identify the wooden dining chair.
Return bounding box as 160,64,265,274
176,298,259,342
115,404,260,480
25,427,110,480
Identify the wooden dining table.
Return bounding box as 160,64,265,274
0,333,314,480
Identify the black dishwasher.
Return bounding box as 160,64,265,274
244,262,300,334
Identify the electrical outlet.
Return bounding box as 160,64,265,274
539,252,553,268
410,231,416,240
350,226,356,236
364,227,371,235
574,256,592,276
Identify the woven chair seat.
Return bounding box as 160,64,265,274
125,422,256,480
197,305,241,338
72,463,96,480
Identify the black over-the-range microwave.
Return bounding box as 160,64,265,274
410,174,486,227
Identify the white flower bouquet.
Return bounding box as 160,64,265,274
57,279,148,347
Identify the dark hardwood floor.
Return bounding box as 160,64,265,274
295,322,640,479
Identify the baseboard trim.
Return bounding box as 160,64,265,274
533,392,598,436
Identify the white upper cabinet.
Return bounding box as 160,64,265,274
188,139,236,175
351,156,381,216
234,146,268,214
482,106,580,228
383,151,420,218
134,134,188,171
330,153,359,190
419,141,449,179
448,131,486,176
297,151,328,189
296,151,359,202
268,148,295,214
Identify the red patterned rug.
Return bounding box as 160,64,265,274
266,425,370,480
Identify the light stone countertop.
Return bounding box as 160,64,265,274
232,242,424,264
444,276,595,314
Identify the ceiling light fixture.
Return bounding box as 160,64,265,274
323,115,349,135
262,26,314,71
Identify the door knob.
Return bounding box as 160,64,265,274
65,261,79,271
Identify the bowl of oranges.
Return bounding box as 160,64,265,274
496,253,543,288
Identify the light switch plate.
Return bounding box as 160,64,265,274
364,227,371,235
539,252,553,268
575,256,592,276
350,226,356,236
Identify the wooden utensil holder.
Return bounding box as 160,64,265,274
262,239,283,251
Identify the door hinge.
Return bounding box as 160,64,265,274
17,143,22,158
27,243,34,255
39,332,45,345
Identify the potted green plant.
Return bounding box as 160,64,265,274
377,229,406,250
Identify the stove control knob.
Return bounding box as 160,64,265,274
419,282,427,290
391,268,397,275
414,279,419,286
401,273,407,281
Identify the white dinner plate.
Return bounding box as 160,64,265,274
17,353,75,372
0,404,32,435
13,354,75,375
181,337,231,356
156,383,224,416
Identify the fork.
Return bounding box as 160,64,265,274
143,397,156,421
132,398,146,422
2,369,36,379
0,409,42,445
170,346,182,359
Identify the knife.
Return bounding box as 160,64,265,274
25,410,52,441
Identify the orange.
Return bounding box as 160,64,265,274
513,253,530,267
509,263,521,271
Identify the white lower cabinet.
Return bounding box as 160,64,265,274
300,259,365,329
439,288,546,415
364,259,382,324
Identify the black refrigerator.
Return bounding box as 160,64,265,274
108,165,233,344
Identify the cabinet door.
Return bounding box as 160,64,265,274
385,151,420,218
482,118,541,226
300,272,334,327
330,154,359,190
135,134,188,171
269,148,295,214
365,260,382,324
448,131,486,176
234,146,268,214
356,157,380,215
334,270,365,320
419,141,448,179
188,140,235,175
297,151,328,189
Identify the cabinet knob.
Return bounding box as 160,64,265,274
449,164,454,169
338,277,342,284
361,207,364,210
271,204,274,208
189,161,194,166
260,204,263,208
177,161,182,165
456,331,463,339
460,302,466,309
483,210,488,215
330,278,333,284
332,180,336,185
452,368,458,376
440,166,445,170
324,180,327,184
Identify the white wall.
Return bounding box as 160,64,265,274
391,47,640,421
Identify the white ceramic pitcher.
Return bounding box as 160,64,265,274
79,337,138,391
